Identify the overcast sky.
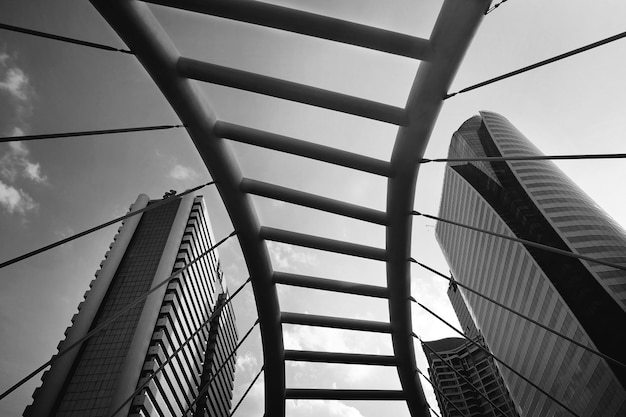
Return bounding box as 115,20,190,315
1,0,626,416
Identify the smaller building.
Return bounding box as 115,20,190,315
422,281,519,417
422,335,519,417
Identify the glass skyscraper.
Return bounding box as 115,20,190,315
24,193,237,417
435,111,626,416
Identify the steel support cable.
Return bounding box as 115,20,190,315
229,366,265,417
485,0,511,15
107,277,252,417
0,182,213,270
0,124,184,144
420,152,626,164
410,300,581,417
412,211,626,272
445,30,626,98
410,259,626,369
415,333,511,417
414,368,469,417
0,230,236,402
426,403,442,417
183,319,260,416
0,22,133,54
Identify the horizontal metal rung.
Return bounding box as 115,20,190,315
285,350,396,366
145,0,432,60
215,121,391,177
178,58,408,126
241,178,387,225
260,227,386,261
285,389,405,400
273,272,388,298
281,312,391,333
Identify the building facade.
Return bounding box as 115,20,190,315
435,111,626,416
422,282,518,417
24,193,237,417
447,280,480,340
422,336,519,417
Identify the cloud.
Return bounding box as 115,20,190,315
267,241,318,271
286,400,366,417
1,141,48,185
0,138,47,214
0,64,30,101
0,180,36,214
169,164,198,180
236,351,258,372
284,326,349,353
23,160,45,183
0,51,34,121
0,50,43,215
283,325,389,382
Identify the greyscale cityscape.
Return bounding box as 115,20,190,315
1,1,625,417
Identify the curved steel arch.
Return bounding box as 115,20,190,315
386,1,489,415
90,1,489,416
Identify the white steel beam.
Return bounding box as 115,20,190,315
273,272,389,298
285,350,396,366
143,0,432,60
281,312,392,333
178,58,408,125
215,122,391,177
260,227,387,261
286,389,405,400
241,178,387,225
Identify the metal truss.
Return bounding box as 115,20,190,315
89,1,490,416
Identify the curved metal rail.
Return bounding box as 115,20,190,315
89,0,489,416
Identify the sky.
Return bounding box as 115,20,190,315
1,0,626,416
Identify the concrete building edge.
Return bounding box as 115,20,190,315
24,194,150,416
107,193,195,416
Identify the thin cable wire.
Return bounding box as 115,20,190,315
417,334,511,417
485,0,511,15
0,124,184,144
0,182,213,270
0,230,236,402
412,300,580,417
410,259,626,369
415,368,469,417
108,277,252,417
0,22,133,54
229,366,264,417
420,152,626,164
426,404,442,417
412,210,626,272
183,320,260,416
445,30,626,98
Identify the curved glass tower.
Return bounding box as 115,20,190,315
435,111,626,416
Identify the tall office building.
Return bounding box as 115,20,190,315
24,193,238,417
435,111,626,416
422,283,519,417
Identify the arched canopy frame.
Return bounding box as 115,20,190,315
88,1,490,416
